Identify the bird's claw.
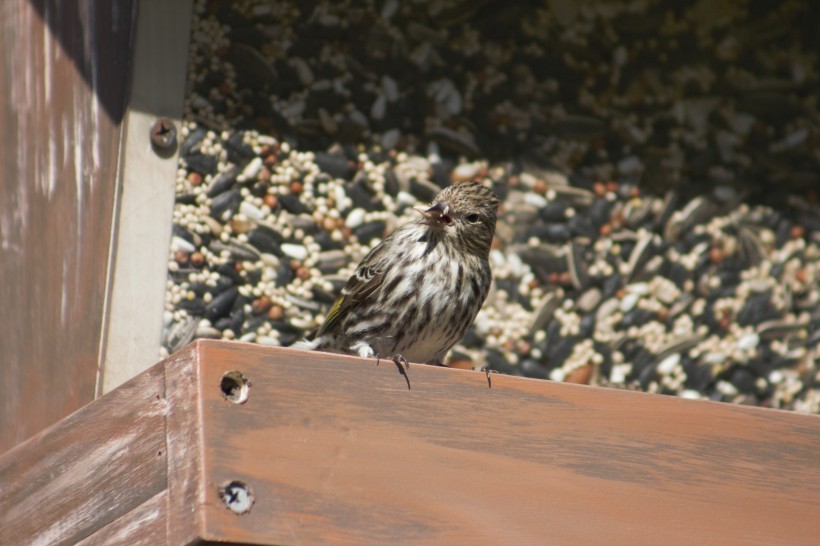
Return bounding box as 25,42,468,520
484,366,498,389
395,354,410,371
375,353,411,390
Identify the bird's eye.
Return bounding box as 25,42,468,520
466,213,480,223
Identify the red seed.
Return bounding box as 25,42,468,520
565,364,593,385
251,295,273,315
267,305,284,321
263,194,278,209
448,359,474,370
296,267,311,281
189,252,205,267
790,225,805,239
709,246,724,264
187,172,203,186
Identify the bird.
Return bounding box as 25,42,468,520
298,182,500,386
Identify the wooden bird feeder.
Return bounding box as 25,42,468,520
1,340,818,545
2,2,819,544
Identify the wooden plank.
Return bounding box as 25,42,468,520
0,0,138,453
164,344,208,545
2,340,815,544
190,340,820,546
75,491,168,546
101,0,194,394
0,364,167,546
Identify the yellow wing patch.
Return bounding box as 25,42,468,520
318,293,347,336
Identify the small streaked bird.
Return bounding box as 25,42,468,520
299,182,500,385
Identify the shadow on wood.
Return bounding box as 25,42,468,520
0,0,138,453
1,340,818,545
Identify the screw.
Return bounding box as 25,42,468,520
150,118,177,152
219,480,254,515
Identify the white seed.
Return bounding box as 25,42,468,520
281,243,308,261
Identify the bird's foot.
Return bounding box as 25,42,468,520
394,353,410,371
483,365,498,389
375,353,411,390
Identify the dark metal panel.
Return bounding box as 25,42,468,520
0,0,138,453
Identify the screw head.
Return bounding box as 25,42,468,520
150,118,177,152
219,480,254,515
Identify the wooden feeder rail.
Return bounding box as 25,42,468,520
1,340,818,545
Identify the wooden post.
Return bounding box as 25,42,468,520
0,0,194,454
0,0,138,452
1,340,818,545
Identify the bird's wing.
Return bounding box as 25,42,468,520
316,242,388,337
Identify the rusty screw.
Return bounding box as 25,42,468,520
150,117,177,152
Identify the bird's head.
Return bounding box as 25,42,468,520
419,182,500,256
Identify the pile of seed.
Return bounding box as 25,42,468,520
164,0,819,412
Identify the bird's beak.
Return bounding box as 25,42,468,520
421,201,452,225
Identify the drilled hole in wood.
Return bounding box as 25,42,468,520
220,371,251,404
218,480,254,515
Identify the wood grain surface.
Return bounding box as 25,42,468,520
191,340,820,546
164,347,208,546
0,0,138,453
1,340,816,544
75,491,168,546
0,364,167,546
